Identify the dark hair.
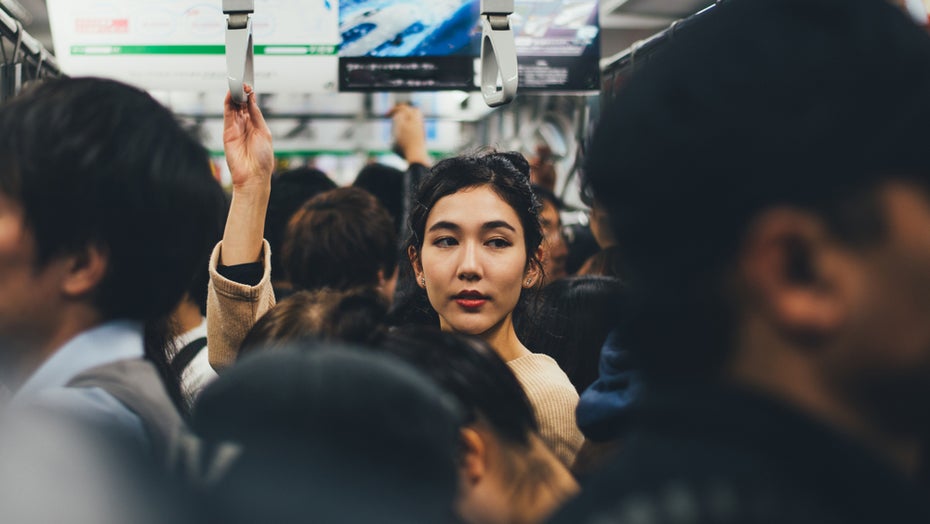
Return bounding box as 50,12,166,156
353,163,405,235
585,0,930,383
407,150,544,281
578,246,622,279
187,193,230,315
238,287,388,359
531,184,564,212
516,276,623,393
283,187,397,292
376,325,538,446
266,168,337,281
0,77,227,321
192,347,463,524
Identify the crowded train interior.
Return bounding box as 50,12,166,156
1,0,930,522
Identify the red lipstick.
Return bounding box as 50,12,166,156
454,290,488,309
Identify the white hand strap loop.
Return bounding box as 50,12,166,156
480,0,518,108
224,0,255,104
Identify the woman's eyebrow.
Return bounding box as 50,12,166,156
482,220,517,233
427,220,461,233
427,220,516,233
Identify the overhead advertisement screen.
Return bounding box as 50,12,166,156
513,0,600,91
47,0,341,94
338,0,480,91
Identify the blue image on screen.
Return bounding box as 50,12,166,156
339,0,480,57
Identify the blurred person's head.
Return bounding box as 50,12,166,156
577,246,622,279
283,187,398,301
353,163,405,234
238,287,387,359
407,151,544,341
377,326,578,524
0,77,226,385
517,276,623,393
192,347,463,523
533,184,569,284
587,0,930,469
265,168,336,284
529,144,557,192
588,199,616,249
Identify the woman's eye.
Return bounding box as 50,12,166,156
486,238,512,249
433,237,457,248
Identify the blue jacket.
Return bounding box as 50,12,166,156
575,329,641,442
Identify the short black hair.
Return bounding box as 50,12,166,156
377,325,539,447
0,77,227,321
193,346,463,523
586,0,930,382
266,168,337,281
283,187,397,292
517,276,623,393
353,163,405,235
238,287,388,359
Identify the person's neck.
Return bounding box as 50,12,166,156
478,314,531,362
6,306,104,391
729,340,923,477
172,297,204,334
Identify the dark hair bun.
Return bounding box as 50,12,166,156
486,151,531,180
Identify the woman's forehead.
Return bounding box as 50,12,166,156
426,186,523,231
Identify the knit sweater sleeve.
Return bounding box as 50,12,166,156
206,240,276,373
508,354,585,468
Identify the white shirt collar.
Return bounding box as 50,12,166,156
12,320,145,403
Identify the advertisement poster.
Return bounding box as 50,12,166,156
47,0,341,94
512,0,600,91
338,0,480,91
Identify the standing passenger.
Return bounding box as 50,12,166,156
407,152,585,467
553,0,930,521
0,77,226,460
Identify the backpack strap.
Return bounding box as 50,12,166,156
170,337,208,378
67,359,185,463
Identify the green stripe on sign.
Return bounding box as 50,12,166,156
71,44,338,56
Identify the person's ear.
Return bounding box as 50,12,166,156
739,209,850,345
524,247,545,288
60,243,108,299
408,245,425,289
459,427,487,485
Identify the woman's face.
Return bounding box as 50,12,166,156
413,185,533,336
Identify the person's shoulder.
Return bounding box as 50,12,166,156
509,353,577,394
18,386,149,449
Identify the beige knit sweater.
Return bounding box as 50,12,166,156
206,240,276,373
507,354,585,468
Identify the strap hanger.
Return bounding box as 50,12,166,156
223,0,255,104
480,0,518,107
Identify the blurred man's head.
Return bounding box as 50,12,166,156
0,78,225,382
587,0,930,450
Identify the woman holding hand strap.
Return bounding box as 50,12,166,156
407,152,584,467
